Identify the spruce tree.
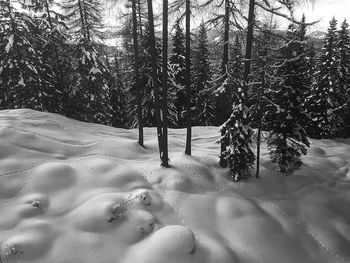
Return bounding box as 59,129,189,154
220,88,255,181
0,0,57,111
267,22,310,176
306,17,342,138
192,23,214,126
337,19,350,137
61,0,112,125
219,34,255,181
170,20,187,127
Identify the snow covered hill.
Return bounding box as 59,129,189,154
0,109,350,263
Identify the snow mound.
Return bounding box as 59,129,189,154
0,109,350,263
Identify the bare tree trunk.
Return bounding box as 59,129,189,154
219,0,230,168
255,107,262,178
185,0,192,155
147,0,163,160
243,0,255,85
132,0,143,147
137,0,143,37
161,0,169,167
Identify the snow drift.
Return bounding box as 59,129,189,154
0,109,349,263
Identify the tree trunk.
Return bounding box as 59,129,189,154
147,0,163,160
185,0,192,155
255,109,262,178
132,0,144,147
137,0,143,37
243,0,255,86
161,0,169,167
219,0,230,168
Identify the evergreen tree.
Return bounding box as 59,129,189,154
192,23,214,126
29,0,74,115
170,20,187,127
61,0,112,125
267,22,311,176
306,17,342,138
0,0,58,111
220,88,255,181
337,19,350,136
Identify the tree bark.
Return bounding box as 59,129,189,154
243,0,255,85
219,0,230,168
132,0,144,147
147,0,163,160
185,0,192,155
161,0,169,167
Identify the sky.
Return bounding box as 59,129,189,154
296,0,350,31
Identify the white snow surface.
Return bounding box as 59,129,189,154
0,109,350,263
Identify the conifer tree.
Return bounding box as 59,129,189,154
192,23,214,126
220,88,255,181
337,19,350,136
61,0,112,125
170,20,187,127
267,22,311,176
219,34,255,181
0,0,58,111
306,17,342,138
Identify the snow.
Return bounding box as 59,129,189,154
0,109,350,263
5,35,14,53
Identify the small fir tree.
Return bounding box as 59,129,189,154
220,87,255,181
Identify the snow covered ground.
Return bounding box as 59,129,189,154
0,109,350,263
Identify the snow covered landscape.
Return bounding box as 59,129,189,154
0,109,350,263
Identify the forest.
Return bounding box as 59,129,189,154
1,0,350,181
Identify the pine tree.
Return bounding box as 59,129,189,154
267,22,311,176
306,17,342,138
220,88,255,181
0,0,57,111
337,19,350,137
61,0,112,125
192,23,214,126
170,20,187,127
29,0,74,115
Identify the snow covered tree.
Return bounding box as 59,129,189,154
337,19,350,137
0,0,59,111
61,0,112,125
26,0,74,115
220,88,255,181
170,20,187,127
306,17,342,138
192,23,214,126
266,22,311,176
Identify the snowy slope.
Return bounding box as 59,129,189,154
0,109,349,263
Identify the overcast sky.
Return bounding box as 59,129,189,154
296,0,350,31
